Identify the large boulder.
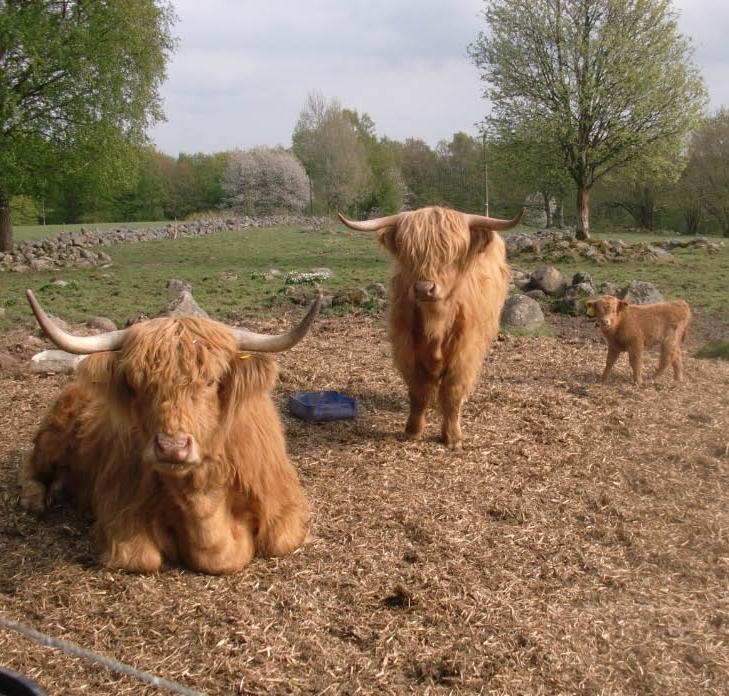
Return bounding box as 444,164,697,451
332,287,370,307
167,278,192,296
620,280,664,305
30,350,87,374
501,294,545,331
530,266,567,296
162,290,210,318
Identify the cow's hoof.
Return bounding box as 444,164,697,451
402,429,424,441
19,480,47,514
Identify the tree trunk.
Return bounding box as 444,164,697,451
575,186,591,240
558,199,565,228
0,191,12,252
542,191,552,228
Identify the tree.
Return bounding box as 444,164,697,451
223,147,309,215
400,138,442,209
681,109,729,236
0,0,176,250
292,92,370,213
488,132,573,226
470,0,706,239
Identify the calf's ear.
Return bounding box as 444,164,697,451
221,354,278,411
618,300,629,312
585,300,596,317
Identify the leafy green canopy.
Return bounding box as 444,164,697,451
470,0,706,236
0,0,175,245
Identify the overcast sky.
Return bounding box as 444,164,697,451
149,0,729,158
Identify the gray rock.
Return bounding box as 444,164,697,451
365,282,387,298
572,271,594,287
332,288,370,307
167,278,192,295
310,267,335,279
30,350,87,374
86,316,117,332
598,282,621,297
524,289,547,301
567,281,597,297
645,245,674,262
530,266,567,296
559,282,597,315
501,294,545,330
620,280,664,305
162,290,210,318
51,279,69,287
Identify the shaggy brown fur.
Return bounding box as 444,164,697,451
344,206,514,448
19,317,310,574
586,295,692,385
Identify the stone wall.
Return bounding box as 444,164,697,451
0,215,329,273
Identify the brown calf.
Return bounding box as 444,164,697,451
586,295,691,385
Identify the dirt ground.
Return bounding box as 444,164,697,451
0,310,728,695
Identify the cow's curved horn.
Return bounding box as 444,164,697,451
465,207,526,231
337,212,403,231
26,289,129,354
232,293,323,352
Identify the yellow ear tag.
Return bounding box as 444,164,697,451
239,353,252,360
586,305,595,317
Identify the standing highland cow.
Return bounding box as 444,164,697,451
339,206,523,448
20,290,321,575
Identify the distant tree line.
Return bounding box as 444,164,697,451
12,93,728,240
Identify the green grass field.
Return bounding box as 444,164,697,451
2,220,727,330
1,224,390,328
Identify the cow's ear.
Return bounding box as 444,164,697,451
377,226,398,255
76,352,118,391
222,354,278,409
618,300,629,312
469,226,494,256
585,300,596,317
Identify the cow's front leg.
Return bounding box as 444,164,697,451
438,373,468,450
102,528,163,573
405,375,436,440
178,491,255,574
257,499,310,559
601,346,621,383
628,343,644,386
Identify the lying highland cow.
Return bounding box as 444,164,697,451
586,295,691,385
20,290,321,574
339,206,523,448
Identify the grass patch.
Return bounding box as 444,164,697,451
2,219,728,330
1,223,389,329
500,323,554,338
695,340,729,360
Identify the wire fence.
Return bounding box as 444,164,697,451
0,615,207,696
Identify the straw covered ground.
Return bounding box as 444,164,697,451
0,310,728,695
